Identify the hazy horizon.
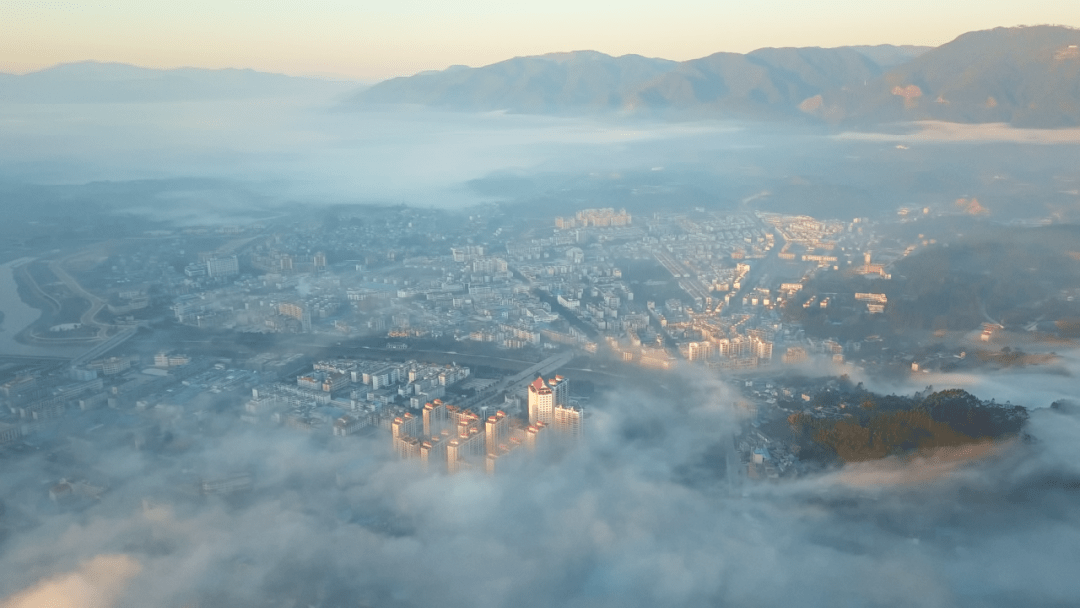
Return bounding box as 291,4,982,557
3,2,1079,80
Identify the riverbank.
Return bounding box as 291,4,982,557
0,259,84,358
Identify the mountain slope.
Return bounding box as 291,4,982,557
351,46,889,118
847,45,932,69
807,26,1080,127
622,47,883,117
353,51,677,113
348,27,1080,127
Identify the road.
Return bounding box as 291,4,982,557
463,351,574,411
71,328,138,367
307,341,576,409
48,257,109,339
308,342,542,370
652,248,712,305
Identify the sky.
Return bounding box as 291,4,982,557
2,0,1078,81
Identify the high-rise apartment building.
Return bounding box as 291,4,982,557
553,404,583,440
524,421,546,451
752,337,773,363
278,302,312,332
446,439,465,474
391,413,421,439
528,375,569,425
459,426,485,457
392,413,423,460
205,256,240,278
448,406,481,436
485,410,510,454
419,437,446,471
445,426,485,474
528,377,553,425
391,376,583,474
395,436,421,460
548,375,569,409
423,399,449,437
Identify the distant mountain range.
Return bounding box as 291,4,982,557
349,25,1080,127
5,26,1078,127
0,62,356,103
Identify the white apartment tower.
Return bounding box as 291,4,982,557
391,413,421,439
549,375,569,409
423,399,449,437
528,375,569,425
528,377,554,425
419,437,446,471
391,413,422,460
205,256,240,278
553,404,583,440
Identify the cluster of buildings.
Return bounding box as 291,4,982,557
389,374,582,474
183,255,240,280
3,191,1040,538
762,214,845,261
243,359,472,433
33,197,918,385
0,349,270,451
138,204,894,384
555,208,633,229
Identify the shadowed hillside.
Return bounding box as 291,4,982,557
348,26,1080,127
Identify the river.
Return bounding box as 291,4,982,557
0,259,82,358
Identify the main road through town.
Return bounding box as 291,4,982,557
463,350,575,411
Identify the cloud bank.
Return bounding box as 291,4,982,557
1,370,1078,608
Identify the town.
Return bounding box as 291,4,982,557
0,197,1068,503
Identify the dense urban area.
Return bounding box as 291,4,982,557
1,195,1062,501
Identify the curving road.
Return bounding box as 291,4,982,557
48,257,110,339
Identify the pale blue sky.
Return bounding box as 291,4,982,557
1,0,1077,80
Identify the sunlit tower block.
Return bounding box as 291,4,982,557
423,399,449,437
391,412,422,460
528,375,569,425
751,337,773,363
447,405,481,435
528,377,553,425
278,301,312,333
459,425,485,458
485,410,510,454
553,404,583,440
419,436,446,471
524,421,547,451
395,436,421,460
446,439,468,474
445,427,485,474
391,412,421,439
485,451,500,475
485,445,512,475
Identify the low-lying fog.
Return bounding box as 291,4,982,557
3,93,1077,226
848,347,1080,411
0,97,767,210
0,372,1078,607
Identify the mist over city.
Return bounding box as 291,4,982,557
2,6,1080,607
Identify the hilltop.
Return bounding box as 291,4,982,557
348,26,1080,127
